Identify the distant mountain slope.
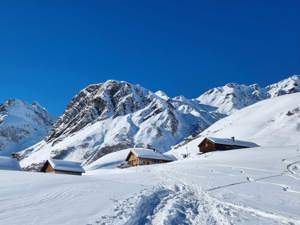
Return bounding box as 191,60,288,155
197,75,300,115
266,75,300,97
20,80,224,170
0,99,54,156
197,83,269,114
171,92,300,157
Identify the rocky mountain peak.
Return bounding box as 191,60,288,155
20,80,224,169
266,75,300,97
0,99,54,156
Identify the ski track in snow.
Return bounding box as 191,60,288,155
89,168,300,225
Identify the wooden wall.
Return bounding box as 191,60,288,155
199,138,249,153
127,153,169,166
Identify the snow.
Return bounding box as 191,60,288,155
85,149,131,170
267,75,300,97
0,98,54,156
206,137,259,148
48,159,85,173
1,145,300,225
0,156,21,171
155,90,169,100
197,83,269,115
19,80,223,169
197,75,300,115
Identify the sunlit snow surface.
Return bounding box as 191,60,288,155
1,146,300,225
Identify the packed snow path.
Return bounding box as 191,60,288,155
91,170,300,225
1,146,300,225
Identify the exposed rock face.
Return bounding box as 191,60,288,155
20,80,224,169
0,99,54,156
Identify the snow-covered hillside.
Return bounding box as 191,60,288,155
0,99,54,156
172,93,300,157
198,75,300,115
1,145,300,225
20,80,223,170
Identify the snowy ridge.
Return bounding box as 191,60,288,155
267,75,300,97
0,99,54,156
197,75,300,115
197,83,269,115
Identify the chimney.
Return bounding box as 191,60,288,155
231,136,235,142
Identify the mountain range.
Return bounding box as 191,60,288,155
0,75,298,170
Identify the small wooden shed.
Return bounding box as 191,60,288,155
198,137,258,153
125,148,173,167
41,159,85,176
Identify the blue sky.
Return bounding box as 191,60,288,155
0,1,299,116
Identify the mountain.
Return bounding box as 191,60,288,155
266,75,300,97
0,99,54,156
20,80,224,170
197,83,269,114
171,92,300,157
197,75,300,115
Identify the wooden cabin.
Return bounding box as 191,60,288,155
125,148,173,167
198,137,258,153
41,159,85,176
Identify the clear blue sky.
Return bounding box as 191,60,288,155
0,1,299,116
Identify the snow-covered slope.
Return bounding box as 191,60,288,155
0,99,54,156
1,145,300,225
172,93,300,157
20,80,224,170
197,75,300,115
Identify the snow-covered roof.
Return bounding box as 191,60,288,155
206,137,258,148
48,159,85,173
128,148,174,161
0,156,21,171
